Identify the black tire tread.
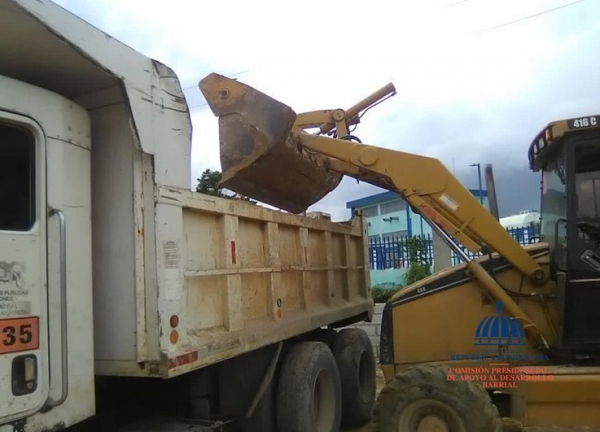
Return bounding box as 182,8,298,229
374,364,501,432
331,328,376,427
276,341,342,432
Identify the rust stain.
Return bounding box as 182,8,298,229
231,241,237,265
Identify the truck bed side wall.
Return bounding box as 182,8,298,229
147,189,373,378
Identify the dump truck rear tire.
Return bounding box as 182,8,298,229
374,364,500,432
332,328,376,427
310,328,338,347
276,341,341,432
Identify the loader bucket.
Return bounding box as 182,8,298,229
199,73,343,213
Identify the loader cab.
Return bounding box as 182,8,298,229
530,114,600,352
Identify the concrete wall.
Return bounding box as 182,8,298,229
372,268,406,287
344,303,385,359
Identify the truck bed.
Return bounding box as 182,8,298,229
96,186,373,378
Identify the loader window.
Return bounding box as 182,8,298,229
575,143,600,220
569,140,600,273
0,123,36,231
541,155,567,256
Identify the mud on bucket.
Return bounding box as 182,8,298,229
199,73,343,214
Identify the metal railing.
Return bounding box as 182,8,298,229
368,224,541,270
369,235,433,270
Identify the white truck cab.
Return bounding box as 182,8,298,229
0,76,93,430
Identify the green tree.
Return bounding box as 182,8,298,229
196,169,256,204
196,169,225,197
404,235,432,286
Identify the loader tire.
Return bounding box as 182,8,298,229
331,328,376,427
276,341,342,432
374,364,501,432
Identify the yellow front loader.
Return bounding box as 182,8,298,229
200,73,600,431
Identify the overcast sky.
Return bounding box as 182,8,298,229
54,0,600,220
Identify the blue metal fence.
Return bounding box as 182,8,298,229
368,223,541,270
369,235,433,270
450,224,541,265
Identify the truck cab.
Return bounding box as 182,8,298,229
0,1,188,428
0,72,94,430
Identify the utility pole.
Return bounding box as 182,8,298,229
469,163,483,205
484,164,500,220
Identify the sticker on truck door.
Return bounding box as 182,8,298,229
0,316,39,354
0,261,32,317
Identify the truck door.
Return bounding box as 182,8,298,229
0,113,49,424
563,132,600,349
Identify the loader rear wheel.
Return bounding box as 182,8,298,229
332,328,376,427
374,364,500,432
276,341,342,432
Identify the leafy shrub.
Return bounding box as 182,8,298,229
372,284,402,303
404,236,432,286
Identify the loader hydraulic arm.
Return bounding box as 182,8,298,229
297,131,546,284
285,84,548,286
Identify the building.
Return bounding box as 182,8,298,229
305,211,332,221
346,189,489,241
500,210,540,229
346,189,488,288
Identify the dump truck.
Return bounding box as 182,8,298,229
199,75,600,430
0,1,379,431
